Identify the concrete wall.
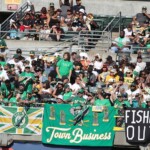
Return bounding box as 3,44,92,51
0,0,150,16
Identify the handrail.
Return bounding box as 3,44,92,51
0,2,29,37
103,12,122,33
1,2,28,26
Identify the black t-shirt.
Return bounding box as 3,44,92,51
18,55,25,61
72,5,85,13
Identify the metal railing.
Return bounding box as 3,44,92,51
78,30,112,51
103,12,122,33
77,12,122,51
0,2,29,37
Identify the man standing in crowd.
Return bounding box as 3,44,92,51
133,7,150,26
59,0,73,18
72,0,85,14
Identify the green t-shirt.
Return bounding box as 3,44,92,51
19,72,35,92
0,83,15,97
20,72,35,81
114,99,131,108
0,61,6,67
63,92,72,101
0,38,7,47
94,99,111,106
72,96,86,107
57,59,73,77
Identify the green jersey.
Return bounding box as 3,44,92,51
0,83,15,98
94,99,111,107
57,59,73,77
63,92,72,101
19,72,35,92
72,96,86,107
0,38,7,47
0,61,6,67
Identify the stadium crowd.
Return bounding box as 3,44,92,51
7,0,98,41
0,1,150,128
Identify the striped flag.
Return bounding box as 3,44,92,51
0,106,43,135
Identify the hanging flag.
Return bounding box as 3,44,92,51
0,106,43,135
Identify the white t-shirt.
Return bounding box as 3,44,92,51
126,88,141,100
94,61,103,70
8,59,23,74
124,28,133,37
136,62,146,71
26,57,37,66
0,70,9,81
71,83,81,93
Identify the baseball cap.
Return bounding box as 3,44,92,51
16,48,22,53
25,65,30,69
30,51,35,55
13,54,19,59
142,6,147,10
79,9,85,14
106,55,112,60
57,95,63,100
50,2,54,6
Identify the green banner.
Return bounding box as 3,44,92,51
0,106,43,135
42,104,115,147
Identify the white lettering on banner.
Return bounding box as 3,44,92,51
136,110,143,123
127,126,134,140
125,110,130,123
138,126,145,141
125,109,150,143
131,110,136,124
143,111,149,124
46,127,71,142
46,127,112,143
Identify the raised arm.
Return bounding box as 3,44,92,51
59,0,63,7
70,0,73,7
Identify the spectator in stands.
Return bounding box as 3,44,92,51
72,0,85,14
16,48,25,61
48,2,55,18
48,11,64,41
133,6,150,26
71,76,85,93
26,51,37,66
123,24,134,40
56,52,73,81
8,54,23,74
63,9,73,31
8,24,18,40
110,31,131,53
59,0,73,18
0,37,7,55
72,12,84,31
40,7,48,25
39,80,52,98
52,81,64,98
93,54,103,73
23,13,34,29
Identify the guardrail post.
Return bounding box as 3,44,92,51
0,24,1,37
119,11,122,34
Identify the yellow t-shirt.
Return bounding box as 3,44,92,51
105,75,120,83
124,77,134,85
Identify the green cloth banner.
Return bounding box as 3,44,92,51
0,106,43,135
42,104,116,147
